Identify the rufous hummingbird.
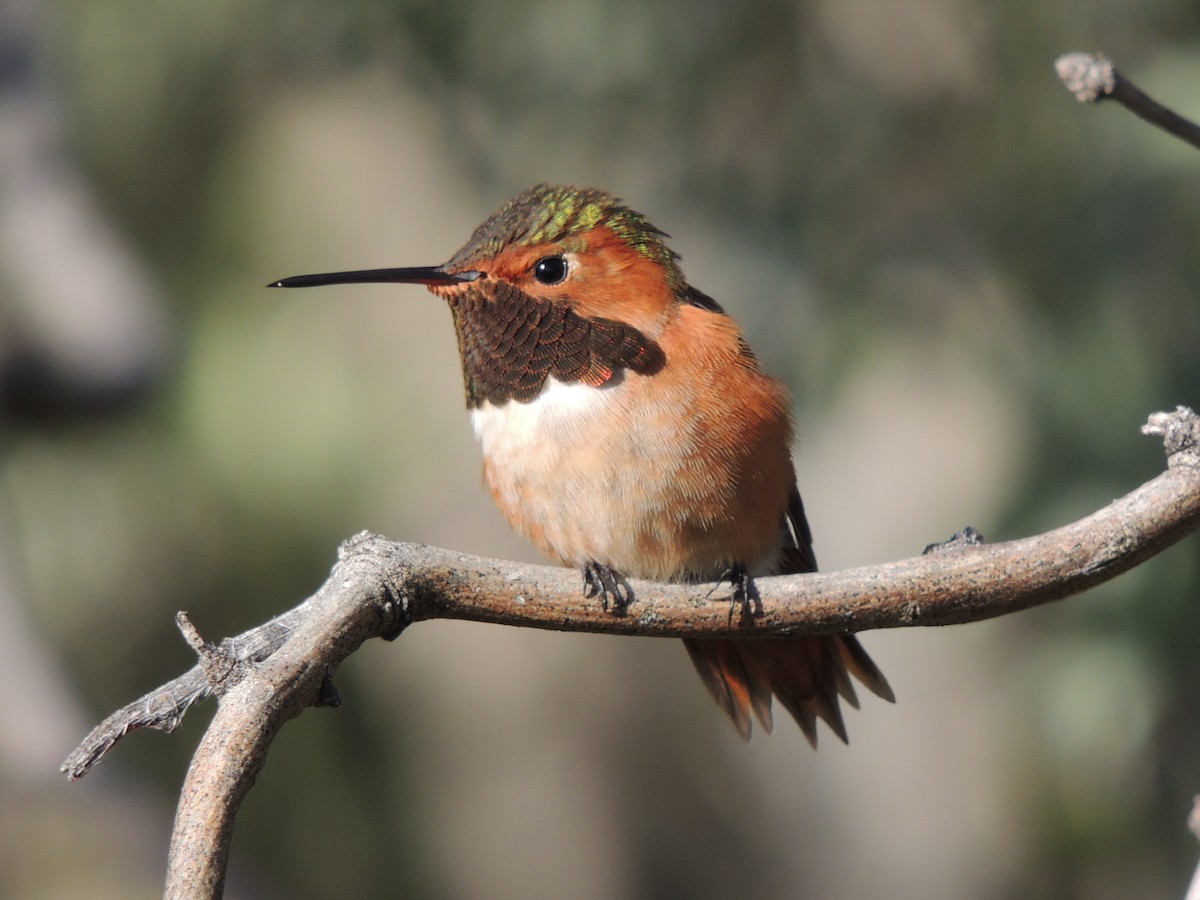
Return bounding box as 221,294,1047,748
272,184,893,744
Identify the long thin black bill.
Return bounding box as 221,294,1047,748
268,267,480,289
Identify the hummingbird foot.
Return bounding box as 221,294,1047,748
922,526,985,555
709,565,762,626
582,562,634,613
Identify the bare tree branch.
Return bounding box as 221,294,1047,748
54,402,1198,898
1056,52,1200,150
64,406,1198,779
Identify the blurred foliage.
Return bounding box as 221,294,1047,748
4,1,1200,898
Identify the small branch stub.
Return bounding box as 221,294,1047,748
177,612,246,695
1056,52,1116,102
1144,406,1200,461
1056,52,1200,151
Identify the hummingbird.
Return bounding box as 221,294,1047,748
271,184,893,744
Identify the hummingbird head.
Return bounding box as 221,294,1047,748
272,184,690,406
435,184,685,332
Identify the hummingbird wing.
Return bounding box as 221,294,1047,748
685,484,894,745
780,483,818,574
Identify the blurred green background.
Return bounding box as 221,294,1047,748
2,1,1199,898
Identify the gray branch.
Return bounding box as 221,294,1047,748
57,408,1200,897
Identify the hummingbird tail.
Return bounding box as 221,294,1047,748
682,635,893,745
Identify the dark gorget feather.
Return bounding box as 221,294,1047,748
447,280,665,407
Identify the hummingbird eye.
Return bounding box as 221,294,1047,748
532,255,569,285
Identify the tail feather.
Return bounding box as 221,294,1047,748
836,634,895,704
827,649,860,710
681,483,897,744
683,638,772,739
684,634,893,745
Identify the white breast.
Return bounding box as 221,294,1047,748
468,376,639,568
470,377,608,456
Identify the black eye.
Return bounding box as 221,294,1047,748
532,255,569,285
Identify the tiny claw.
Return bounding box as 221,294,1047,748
582,562,634,613
709,565,760,627
922,526,985,555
